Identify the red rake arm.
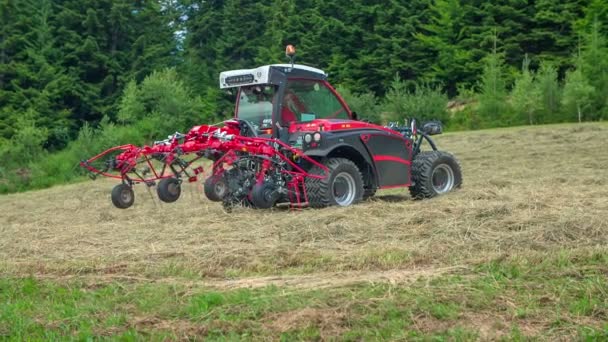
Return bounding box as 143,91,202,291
80,121,329,210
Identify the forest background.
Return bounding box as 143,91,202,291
1,0,607,193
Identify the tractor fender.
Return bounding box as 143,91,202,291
305,141,378,190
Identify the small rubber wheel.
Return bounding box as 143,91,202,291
204,174,227,202
111,184,134,209
157,178,181,203
250,182,279,209
409,151,462,199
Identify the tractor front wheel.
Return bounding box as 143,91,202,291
306,158,364,208
157,177,181,203
111,184,135,209
409,151,462,199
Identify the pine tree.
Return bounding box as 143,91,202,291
579,19,608,120
465,0,532,84
415,0,473,96
0,0,27,139
534,62,561,123
255,0,297,65
0,0,74,149
52,0,176,125
575,0,608,36
477,35,510,126
511,55,539,125
562,66,595,122
528,0,587,70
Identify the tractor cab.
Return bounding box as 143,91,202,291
219,47,353,140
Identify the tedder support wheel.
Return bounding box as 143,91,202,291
111,183,135,209
157,177,181,203
306,158,364,208
409,151,462,199
204,174,227,202
250,182,280,209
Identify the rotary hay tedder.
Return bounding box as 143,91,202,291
80,46,462,210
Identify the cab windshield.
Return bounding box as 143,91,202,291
235,85,275,128
282,80,349,123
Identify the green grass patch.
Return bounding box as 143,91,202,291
1,251,607,340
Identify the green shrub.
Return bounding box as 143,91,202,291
336,85,382,124
477,49,512,127
1,69,218,194
117,68,215,132
383,75,449,125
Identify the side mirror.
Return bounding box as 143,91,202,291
352,111,358,120
422,121,443,135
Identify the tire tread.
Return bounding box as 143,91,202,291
409,151,462,199
305,158,364,208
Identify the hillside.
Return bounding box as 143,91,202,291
1,123,607,339
3,1,608,196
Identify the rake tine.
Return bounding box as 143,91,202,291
145,183,159,208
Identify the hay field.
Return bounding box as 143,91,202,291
1,123,607,340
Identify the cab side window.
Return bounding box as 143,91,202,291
284,80,348,121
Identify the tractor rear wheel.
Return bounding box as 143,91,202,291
306,158,364,208
204,174,227,202
111,184,135,209
157,177,181,203
409,151,462,199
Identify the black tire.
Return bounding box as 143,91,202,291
409,151,462,199
111,183,134,209
204,174,227,202
305,158,364,208
363,187,377,200
250,182,279,209
157,178,181,203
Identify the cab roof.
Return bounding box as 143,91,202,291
219,64,327,89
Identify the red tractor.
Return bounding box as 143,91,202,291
81,46,462,209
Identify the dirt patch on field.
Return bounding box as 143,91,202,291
129,317,210,338
412,312,543,340
264,308,348,337
411,310,607,341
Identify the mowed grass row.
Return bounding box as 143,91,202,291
1,250,607,340
1,122,607,339
1,123,607,280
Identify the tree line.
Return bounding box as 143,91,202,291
1,0,607,193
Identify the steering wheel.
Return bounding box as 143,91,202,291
238,119,258,137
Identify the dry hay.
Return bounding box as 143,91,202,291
1,123,607,286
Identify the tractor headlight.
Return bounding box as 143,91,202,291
313,132,321,142
304,133,313,144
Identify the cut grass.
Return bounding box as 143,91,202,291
2,123,607,280
1,122,608,339
1,250,607,340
